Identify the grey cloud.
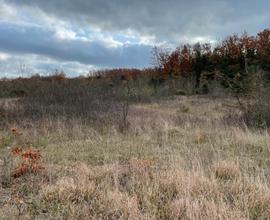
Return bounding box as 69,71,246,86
0,23,152,68
1,0,269,77
5,0,270,44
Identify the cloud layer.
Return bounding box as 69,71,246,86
7,0,270,41
0,0,269,77
0,23,151,67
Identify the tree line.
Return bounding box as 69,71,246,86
151,29,270,93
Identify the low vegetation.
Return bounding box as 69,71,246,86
0,28,270,219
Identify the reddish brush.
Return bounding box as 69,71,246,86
10,127,23,135
10,147,22,156
10,147,44,178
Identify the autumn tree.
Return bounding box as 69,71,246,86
192,43,213,88
152,28,270,94
256,29,270,73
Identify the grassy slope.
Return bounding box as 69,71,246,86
0,86,270,219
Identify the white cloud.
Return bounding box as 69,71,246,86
0,52,10,61
87,32,123,48
54,28,77,41
0,53,95,78
0,1,20,23
54,27,123,48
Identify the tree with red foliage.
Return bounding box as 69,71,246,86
256,29,270,72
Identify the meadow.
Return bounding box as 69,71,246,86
0,74,270,220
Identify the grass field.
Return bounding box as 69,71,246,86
0,81,270,219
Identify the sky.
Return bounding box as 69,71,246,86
0,0,269,77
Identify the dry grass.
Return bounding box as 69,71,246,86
0,93,270,219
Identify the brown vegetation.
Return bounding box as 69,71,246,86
0,28,270,219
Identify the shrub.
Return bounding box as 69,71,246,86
240,70,270,128
242,90,270,128
175,89,186,96
10,147,44,178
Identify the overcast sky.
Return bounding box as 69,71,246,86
0,0,269,77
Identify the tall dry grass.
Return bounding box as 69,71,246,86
0,79,270,219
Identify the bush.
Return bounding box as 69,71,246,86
238,70,270,128
174,89,186,96
242,89,270,128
